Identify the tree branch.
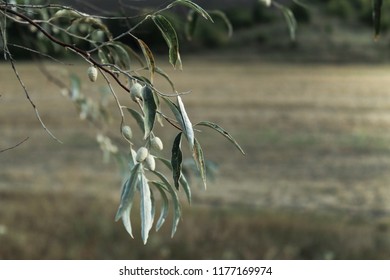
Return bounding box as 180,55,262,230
0,5,130,94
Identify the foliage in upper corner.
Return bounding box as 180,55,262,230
260,0,385,42
0,0,242,244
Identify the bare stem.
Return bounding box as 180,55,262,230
0,137,29,153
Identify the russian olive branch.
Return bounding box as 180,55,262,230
0,6,129,93
0,4,186,135
1,1,244,244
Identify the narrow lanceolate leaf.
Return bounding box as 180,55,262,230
193,138,207,190
121,207,133,237
126,107,145,134
142,86,157,139
274,3,297,41
162,97,182,127
115,163,141,222
155,156,191,203
98,47,111,65
138,39,155,82
107,42,131,70
179,173,191,204
169,0,213,22
129,148,137,169
139,173,153,244
151,181,170,231
373,0,383,39
155,66,175,91
209,10,233,38
115,163,141,238
196,121,245,155
152,15,182,69
152,170,181,237
150,187,156,225
282,7,297,41
167,182,181,238
185,10,199,41
171,133,183,190
155,156,173,170
177,96,194,150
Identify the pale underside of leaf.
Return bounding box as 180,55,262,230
115,163,141,238
151,170,181,237
151,181,170,232
139,172,153,244
121,207,133,238
115,163,141,221
177,96,194,150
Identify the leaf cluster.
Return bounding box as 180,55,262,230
0,0,241,244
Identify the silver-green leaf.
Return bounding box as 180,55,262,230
179,172,191,204
155,66,175,91
115,163,141,222
151,170,181,237
274,3,297,41
139,172,153,244
177,96,194,150
196,121,245,155
209,10,233,38
151,181,170,231
142,85,157,139
193,138,207,190
121,207,133,238
168,0,213,22
138,39,155,82
126,107,145,134
152,15,182,69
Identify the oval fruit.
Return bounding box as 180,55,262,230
136,147,149,162
145,154,156,171
87,66,98,82
130,81,143,102
122,125,132,141
151,137,163,151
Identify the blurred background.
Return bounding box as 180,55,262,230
2,0,390,259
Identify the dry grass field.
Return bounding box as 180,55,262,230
2,57,390,259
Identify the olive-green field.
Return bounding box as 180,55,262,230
2,57,390,259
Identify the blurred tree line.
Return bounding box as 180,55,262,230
4,0,388,59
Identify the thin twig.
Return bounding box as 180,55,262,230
6,50,63,143
0,137,29,153
8,43,71,64
99,68,125,132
